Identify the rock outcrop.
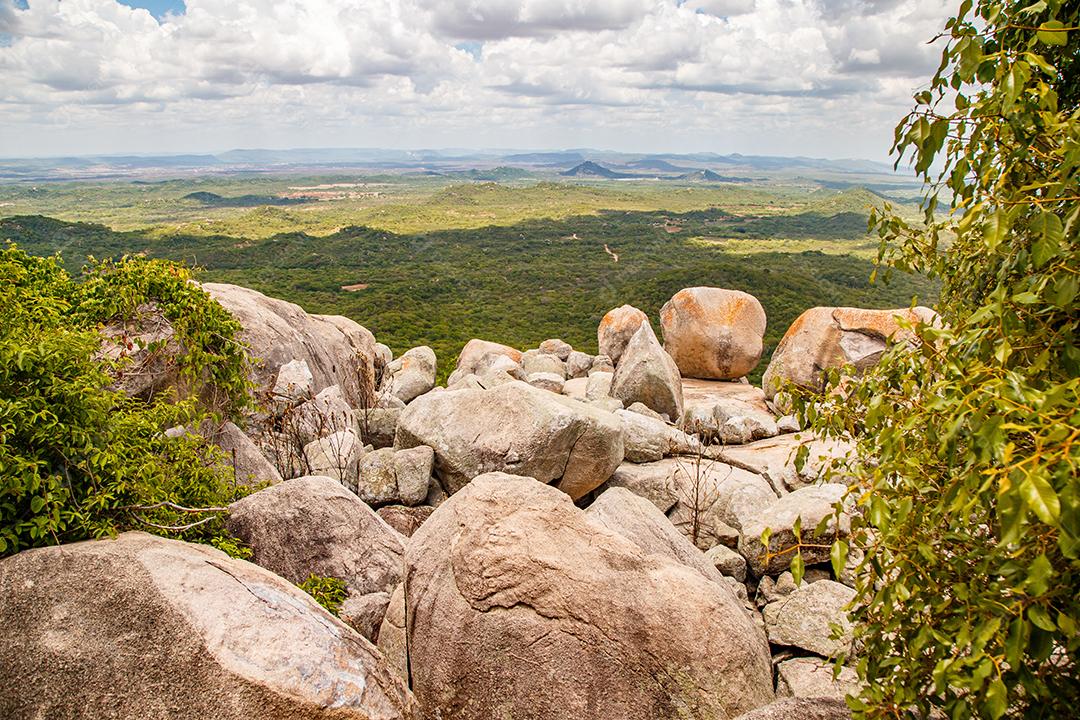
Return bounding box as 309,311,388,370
403,473,775,720
610,322,684,421
382,345,437,404
203,282,377,407
660,287,767,380
762,306,936,400
0,532,418,719
395,380,624,499
597,304,649,364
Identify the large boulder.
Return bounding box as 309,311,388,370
395,380,624,499
763,580,856,658
225,476,405,602
762,306,936,400
585,487,724,584
454,338,522,376
382,346,437,404
660,287,767,380
610,323,684,421
600,458,683,512
739,484,851,577
203,283,377,408
303,428,364,484
776,657,860,700
0,532,418,719
404,473,775,720
597,304,649,365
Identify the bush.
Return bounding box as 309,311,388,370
0,246,254,556
798,0,1080,717
297,574,347,616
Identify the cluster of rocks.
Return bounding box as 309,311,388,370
0,281,937,719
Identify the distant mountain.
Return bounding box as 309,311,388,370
561,161,633,179
504,151,585,165
678,169,754,183
625,158,690,172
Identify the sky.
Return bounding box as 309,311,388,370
0,0,955,160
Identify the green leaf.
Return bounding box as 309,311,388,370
1037,20,1068,45
1025,553,1054,596
830,540,849,579
985,678,1008,719
1021,474,1061,525
30,496,46,514
790,552,805,586
1028,605,1057,632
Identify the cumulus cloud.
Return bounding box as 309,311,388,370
0,0,953,158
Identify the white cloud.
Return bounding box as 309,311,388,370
0,0,954,158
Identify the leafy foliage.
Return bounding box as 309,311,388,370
799,0,1080,716
0,246,253,557
297,574,347,616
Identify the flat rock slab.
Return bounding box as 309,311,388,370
682,378,772,416
776,657,860,701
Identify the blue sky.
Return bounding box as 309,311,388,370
0,0,954,160
117,1,186,19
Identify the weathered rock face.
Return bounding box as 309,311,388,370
383,346,437,404
358,407,401,449
272,358,314,403
565,350,593,378
597,304,649,364
203,283,377,408
454,338,522,376
376,505,434,537
739,484,851,577
303,428,363,484
356,446,434,507
538,338,573,360
0,532,418,720
775,657,860,700
522,349,567,377
585,487,725,584
718,433,854,495
404,473,775,720
761,306,936,400
395,381,624,499
706,543,748,582
211,420,283,486
601,458,682,512
611,323,684,421
763,580,856,658
225,476,405,601
615,408,699,463
660,287,767,380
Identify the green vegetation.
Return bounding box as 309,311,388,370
297,574,348,616
799,0,1079,716
1,193,934,385
0,246,253,557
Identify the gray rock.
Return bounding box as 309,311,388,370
539,338,573,360
522,349,567,378
376,392,407,409
211,420,283,487
271,358,314,403
383,345,437,404
615,408,699,463
357,407,401,449
225,475,405,601
590,354,615,373
712,398,780,440
339,590,391,641
526,371,565,393
454,338,522,376
585,487,725,584
203,283,378,409
377,583,408,685
294,384,355,440
356,446,435,506
777,415,802,433
589,396,624,413
598,304,649,365
739,484,851,577
705,543,748,582
303,428,363,485
763,580,855,658
627,401,665,420
756,572,798,607
565,350,593,378
776,657,860,701
600,459,682,512
395,380,624,500
0,532,418,719
562,376,589,399
585,370,614,400
611,322,684,421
